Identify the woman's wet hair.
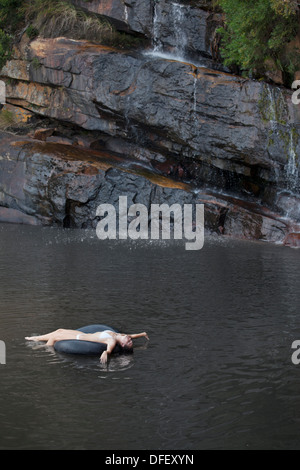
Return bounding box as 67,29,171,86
118,345,133,354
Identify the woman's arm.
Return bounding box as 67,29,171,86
100,338,117,365
130,332,149,340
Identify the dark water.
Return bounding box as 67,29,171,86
1,223,300,450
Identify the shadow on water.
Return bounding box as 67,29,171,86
25,339,139,374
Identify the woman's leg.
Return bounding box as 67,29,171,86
25,329,79,346
25,331,57,342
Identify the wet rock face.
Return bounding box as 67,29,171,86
0,132,192,228
71,0,218,56
150,0,220,60
0,0,300,245
284,232,300,248
72,0,154,36
4,37,299,195
0,131,295,245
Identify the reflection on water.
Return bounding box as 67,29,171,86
26,339,137,374
1,223,300,449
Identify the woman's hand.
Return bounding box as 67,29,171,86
100,351,108,365
130,332,150,340
100,339,116,365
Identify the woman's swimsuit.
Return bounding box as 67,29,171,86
76,331,113,341
98,331,113,340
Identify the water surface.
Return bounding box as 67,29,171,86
0,224,300,450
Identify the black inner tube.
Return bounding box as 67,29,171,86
54,324,126,356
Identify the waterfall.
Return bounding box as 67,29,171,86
149,1,189,62
124,5,129,23
193,75,197,114
286,130,299,192
146,1,206,68
172,3,187,59
153,1,161,53
261,85,299,193
266,87,277,131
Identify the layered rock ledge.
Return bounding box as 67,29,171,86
1,29,300,247
0,130,298,246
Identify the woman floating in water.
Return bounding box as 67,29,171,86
25,329,149,364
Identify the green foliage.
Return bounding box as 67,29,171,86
26,25,39,39
0,0,144,70
0,0,22,70
0,107,16,129
21,0,113,40
270,0,299,17
31,57,41,69
22,0,144,47
0,0,22,29
0,29,11,70
217,0,299,83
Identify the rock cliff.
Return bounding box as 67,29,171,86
0,0,300,246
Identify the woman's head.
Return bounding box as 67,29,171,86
117,334,133,351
